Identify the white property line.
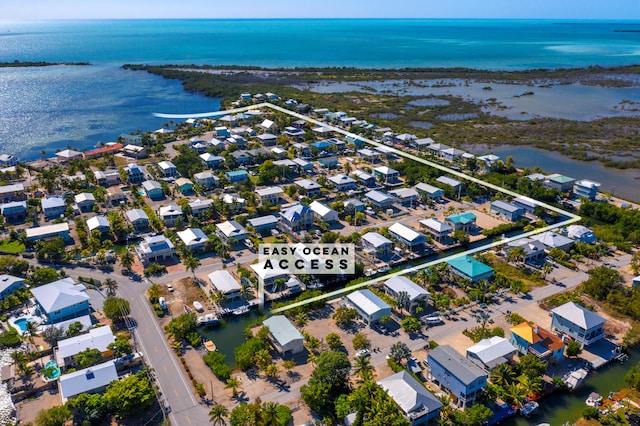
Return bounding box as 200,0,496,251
155,102,581,313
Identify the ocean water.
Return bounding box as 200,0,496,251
2,19,640,159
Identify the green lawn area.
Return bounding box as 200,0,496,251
0,239,25,254
487,254,546,288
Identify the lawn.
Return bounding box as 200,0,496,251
486,253,546,289
0,239,25,254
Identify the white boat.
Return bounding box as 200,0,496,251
562,367,589,391
520,401,539,417
193,301,204,312
586,392,603,407
196,313,219,325
233,306,250,316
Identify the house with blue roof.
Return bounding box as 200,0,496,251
446,255,494,282
124,163,145,184
226,170,249,182
135,235,175,265
445,212,477,232
312,141,333,150
317,156,339,168
31,278,90,324
280,203,314,232
263,315,305,357
42,196,67,220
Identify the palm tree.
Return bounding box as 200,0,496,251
505,382,527,408
490,363,515,387
263,363,280,382
507,246,526,264
294,313,308,327
183,254,200,279
208,403,229,425
352,354,374,382
104,278,118,297
24,321,39,346
254,349,272,369
147,283,161,301
225,377,241,398
120,249,135,272
518,374,543,398
306,352,317,367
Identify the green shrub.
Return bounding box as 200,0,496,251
0,329,21,348
203,351,232,381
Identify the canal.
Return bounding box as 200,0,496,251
506,350,640,426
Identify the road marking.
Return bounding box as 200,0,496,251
186,415,191,424
174,389,179,397
163,366,168,374
154,346,158,353
145,327,150,334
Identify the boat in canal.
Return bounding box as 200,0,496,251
563,367,589,391
520,401,539,417
204,340,217,352
233,306,250,316
196,313,219,326
586,392,603,407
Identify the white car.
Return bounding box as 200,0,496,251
167,284,174,292
355,349,370,358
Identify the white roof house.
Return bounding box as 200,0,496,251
208,270,242,297
365,190,396,208
346,289,391,325
125,208,149,225
309,200,339,222
250,261,290,287
389,223,427,248
566,225,596,244
215,220,248,242
74,193,95,205
436,175,463,189
550,301,606,346
59,360,118,403
361,232,392,250
25,222,70,241
86,215,110,233
177,228,209,251
531,231,574,251
0,274,25,299
466,336,517,369
56,325,115,364
263,315,305,356
383,276,430,311
419,218,453,240
31,278,90,323
378,371,443,423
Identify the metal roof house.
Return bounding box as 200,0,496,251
141,180,163,200
31,278,90,324
263,315,305,356
41,196,67,220
426,344,488,408
373,166,400,184
445,212,476,232
0,200,27,222
466,336,517,369
550,302,605,347
544,174,575,192
250,261,290,290
247,215,279,235
280,203,314,231
86,215,110,234
177,228,209,252
573,179,601,200
216,220,248,245
566,225,596,244
135,235,175,265
328,174,357,192
208,270,242,300
414,182,444,200
125,208,149,230
309,200,339,222
490,200,525,222
436,176,463,192
59,360,118,403
365,190,396,209
446,255,494,282
388,223,427,250
56,325,115,368
157,160,177,177
157,204,183,227
361,232,393,258
505,238,546,264
255,186,284,205
0,274,25,300
295,179,322,197
419,218,453,242
346,289,392,325
531,231,574,251
383,276,430,313
389,188,420,207
25,222,71,242
378,371,443,425
74,193,96,213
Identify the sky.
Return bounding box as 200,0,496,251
4,0,640,20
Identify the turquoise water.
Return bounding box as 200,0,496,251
44,360,60,379
14,317,33,332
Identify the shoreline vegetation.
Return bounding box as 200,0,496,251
0,60,91,67
123,63,640,170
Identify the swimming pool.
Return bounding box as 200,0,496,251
44,360,60,379
14,318,34,332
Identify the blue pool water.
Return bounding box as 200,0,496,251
44,360,60,379
14,318,34,332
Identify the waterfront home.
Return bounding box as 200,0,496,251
427,143,450,156
157,204,183,227
280,203,314,231
118,133,143,146
426,344,488,409
41,196,67,220
25,222,70,242
346,289,392,325
74,193,95,213
199,153,225,169
565,225,597,244
389,223,427,251
633,275,640,288
94,170,121,187
0,201,27,222
106,186,127,205
263,315,305,357
412,137,435,150
531,231,574,251
255,186,284,205
141,180,164,200
389,188,420,207
293,158,314,172
550,302,605,347
445,212,476,232
56,325,115,368
490,200,525,222
357,148,381,163
510,322,564,363
189,199,215,218
216,220,248,245
373,166,400,184
573,179,601,200
55,149,82,163
295,179,322,197
446,255,494,283
215,126,230,138
122,144,148,159
125,209,149,230
86,215,110,234
526,173,546,182
135,235,175,265
544,174,575,193
393,133,417,144
504,238,546,264
0,183,24,203
247,215,279,235
329,174,357,191
365,190,396,209
124,163,145,184
0,275,25,300
351,169,377,187
59,360,118,403
0,154,17,167
225,169,249,182
383,276,429,313
419,218,453,242
466,336,517,369
175,178,194,195
31,277,90,324
317,156,339,168
436,176,464,194
440,147,466,162
513,196,537,214
414,183,444,201
177,228,209,253
378,371,443,425
250,261,289,291
83,143,123,160
193,171,219,189
157,160,178,177
361,232,393,258
476,154,500,171
309,200,339,223
208,270,242,300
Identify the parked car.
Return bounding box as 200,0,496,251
355,349,370,358
167,284,174,292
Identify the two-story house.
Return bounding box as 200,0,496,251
280,203,314,232
41,196,67,220
550,302,605,347
31,278,90,324
383,276,429,313
378,371,443,425
510,322,565,364
135,235,175,265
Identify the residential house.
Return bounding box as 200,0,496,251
513,196,537,214
125,209,149,230
59,361,118,403
344,199,365,215
419,218,452,242
361,232,393,258
230,151,251,165
124,163,145,184
531,231,574,251
177,228,209,252
436,176,464,195
476,154,500,171
544,174,575,193
510,322,565,363
0,154,17,167
292,143,312,159
199,153,225,169
157,204,183,227
25,223,70,242
208,270,242,300
426,345,488,408
329,174,357,192
573,179,601,200
86,215,110,234
412,137,435,151
55,149,82,163
0,183,24,203
365,190,395,209
175,178,194,195
317,156,339,168
389,223,427,251
263,315,305,357
378,371,443,425
56,326,115,368
633,276,640,289
280,203,314,231
446,255,494,282
346,289,392,325
189,199,215,218
505,238,546,264
222,194,247,213
247,215,279,235
42,196,67,220
74,193,95,213
440,147,466,162
0,275,25,300
135,235,175,265
566,225,596,244
141,180,164,200
373,166,400,184
83,144,123,160
383,276,430,313
309,200,339,223
256,133,278,146
445,212,476,232
215,126,230,138
31,278,90,324
426,143,450,156
255,186,284,205
293,158,314,173
122,145,148,159
393,133,417,144
490,200,525,222
250,261,289,291
225,170,249,182
216,220,248,245
550,302,605,347
93,170,121,187
157,160,178,177
389,188,420,207
414,183,444,201
466,337,517,369
0,201,27,222
357,148,380,163
295,179,322,197
351,169,377,187
118,133,143,146
106,186,127,205
193,171,219,189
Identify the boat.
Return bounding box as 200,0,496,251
562,367,589,391
520,401,539,417
196,313,219,325
586,392,603,407
204,340,217,352
193,301,204,312
233,306,250,316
